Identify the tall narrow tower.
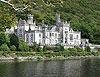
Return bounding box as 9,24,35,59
27,14,33,24
56,14,61,25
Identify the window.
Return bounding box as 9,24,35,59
70,34,73,40
76,35,79,39
52,33,54,36
65,41,67,43
65,31,68,33
31,34,33,42
19,29,22,33
26,34,29,43
50,33,52,37
55,33,57,38
39,34,41,38
19,34,22,37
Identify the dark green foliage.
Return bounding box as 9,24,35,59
1,0,100,44
37,44,42,52
85,46,91,52
10,45,16,51
43,45,47,52
32,42,38,52
46,46,58,52
0,32,9,46
0,43,10,51
10,34,19,48
0,1,17,31
74,46,83,52
68,48,77,52
60,45,65,51
18,40,29,52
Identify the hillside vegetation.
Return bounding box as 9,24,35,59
0,0,100,44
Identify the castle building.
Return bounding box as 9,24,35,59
7,14,89,48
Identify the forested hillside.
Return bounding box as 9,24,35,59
0,0,100,44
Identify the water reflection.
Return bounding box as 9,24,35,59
0,58,100,77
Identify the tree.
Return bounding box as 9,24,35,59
0,1,17,31
85,46,91,52
10,45,16,51
0,32,9,46
18,40,29,52
10,34,19,48
0,43,10,51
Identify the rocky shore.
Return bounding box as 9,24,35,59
0,55,100,62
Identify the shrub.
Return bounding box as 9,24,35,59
46,46,58,52
68,48,77,52
32,42,38,51
85,46,91,52
37,46,42,52
60,45,64,51
74,46,83,52
18,40,29,52
10,45,16,51
43,45,47,52
0,43,10,51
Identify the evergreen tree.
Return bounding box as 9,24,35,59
10,34,19,48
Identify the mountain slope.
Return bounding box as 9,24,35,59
1,0,100,44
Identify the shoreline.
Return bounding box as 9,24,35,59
0,55,100,62
0,51,100,62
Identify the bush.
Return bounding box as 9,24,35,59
18,40,29,52
43,45,47,52
85,46,91,52
68,48,77,52
10,45,16,51
60,45,64,51
0,43,10,51
32,42,38,51
46,46,58,52
74,46,83,52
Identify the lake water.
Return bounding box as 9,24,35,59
0,58,100,77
